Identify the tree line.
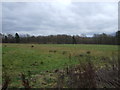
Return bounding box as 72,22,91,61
0,31,120,45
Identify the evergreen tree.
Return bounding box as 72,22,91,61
72,36,77,44
116,31,120,45
5,36,8,43
15,33,20,43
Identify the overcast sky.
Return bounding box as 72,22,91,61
2,1,118,36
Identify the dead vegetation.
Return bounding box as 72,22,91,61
56,52,119,88
56,60,96,88
20,73,31,89
2,51,119,88
2,74,10,90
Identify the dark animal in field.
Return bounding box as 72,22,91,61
31,45,34,48
54,50,57,53
79,54,84,57
62,51,67,55
75,54,84,57
40,61,43,64
54,69,59,73
49,50,57,53
86,51,91,54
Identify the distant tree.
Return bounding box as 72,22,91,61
72,36,77,44
7,34,15,43
0,33,2,43
15,33,20,43
4,36,8,43
81,34,86,37
116,31,120,45
1,32,118,45
116,31,119,37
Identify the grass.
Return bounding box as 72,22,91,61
2,43,118,88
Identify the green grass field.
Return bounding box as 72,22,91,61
2,44,118,88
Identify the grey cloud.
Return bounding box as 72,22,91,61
2,2,118,36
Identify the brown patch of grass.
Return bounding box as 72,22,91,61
20,73,31,89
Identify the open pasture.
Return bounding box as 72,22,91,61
2,44,118,88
